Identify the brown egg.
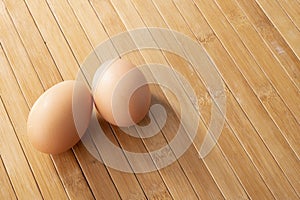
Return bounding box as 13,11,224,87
93,59,151,127
27,80,93,154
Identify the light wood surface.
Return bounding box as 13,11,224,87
0,0,299,199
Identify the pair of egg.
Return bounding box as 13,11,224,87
27,59,151,154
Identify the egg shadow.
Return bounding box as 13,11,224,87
77,91,184,167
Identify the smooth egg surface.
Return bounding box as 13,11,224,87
93,59,151,127
27,80,93,154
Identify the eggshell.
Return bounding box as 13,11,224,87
93,59,151,127
27,80,93,154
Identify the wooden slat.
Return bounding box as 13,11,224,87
191,0,300,195
62,1,145,199
1,0,96,199
72,141,121,200
0,55,42,200
66,0,201,198
44,0,165,199
254,0,300,59
95,119,152,200
2,0,62,85
5,0,120,199
0,2,43,106
173,0,300,198
111,0,247,198
89,1,218,199
22,0,77,80
132,0,277,198
128,0,279,199
0,90,40,199
122,51,210,199
209,0,300,128
214,0,300,164
216,0,300,124
235,0,300,90
276,0,300,30
104,119,174,199
89,2,201,200
0,154,17,200
71,1,216,198
51,153,95,200
91,0,253,199
0,0,299,199
0,6,69,199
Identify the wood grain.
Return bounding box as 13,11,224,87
0,7,68,198
215,0,300,163
1,0,97,198
192,0,300,195
0,0,299,199
236,0,300,91
115,0,274,199
98,2,246,198
254,0,300,59
0,154,16,199
44,3,146,200
275,0,300,30
171,0,299,198
0,82,41,199
11,0,124,198
89,1,202,198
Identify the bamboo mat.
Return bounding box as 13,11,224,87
0,0,299,199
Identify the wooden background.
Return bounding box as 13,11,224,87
0,0,299,199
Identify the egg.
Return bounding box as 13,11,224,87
27,80,93,154
93,59,151,127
